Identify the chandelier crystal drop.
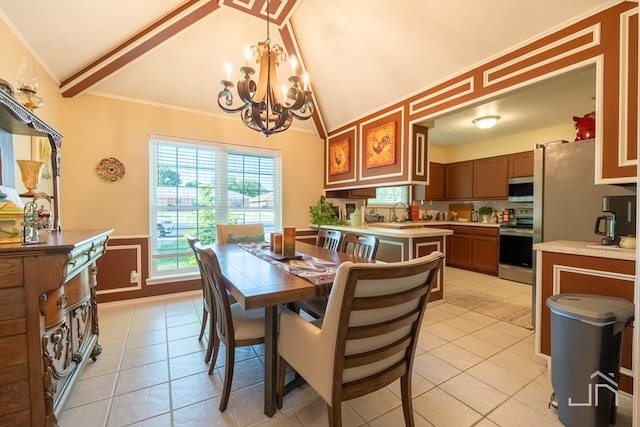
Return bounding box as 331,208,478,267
217,1,313,137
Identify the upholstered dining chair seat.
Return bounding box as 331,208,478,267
229,303,269,340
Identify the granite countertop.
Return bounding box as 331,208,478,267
533,240,636,261
315,224,453,238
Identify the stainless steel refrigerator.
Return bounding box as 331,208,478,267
531,138,636,321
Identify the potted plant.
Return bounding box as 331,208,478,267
478,206,493,223
309,196,346,226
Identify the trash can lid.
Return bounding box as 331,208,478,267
546,294,635,325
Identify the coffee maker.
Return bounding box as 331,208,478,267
594,195,636,245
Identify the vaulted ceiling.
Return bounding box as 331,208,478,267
0,0,613,143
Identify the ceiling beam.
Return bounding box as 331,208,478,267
60,0,220,97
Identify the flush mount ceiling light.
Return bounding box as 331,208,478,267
473,115,501,129
217,0,314,137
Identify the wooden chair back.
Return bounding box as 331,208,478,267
215,223,265,244
315,229,342,251
194,242,236,346
340,232,379,260
329,252,443,424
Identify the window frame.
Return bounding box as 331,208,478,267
149,136,282,281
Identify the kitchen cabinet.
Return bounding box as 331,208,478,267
508,151,534,178
470,227,499,274
535,246,635,394
448,225,472,267
447,224,499,274
0,230,113,426
473,156,508,199
445,161,473,199
325,187,376,199
412,162,446,201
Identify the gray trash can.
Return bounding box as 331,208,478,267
546,293,634,427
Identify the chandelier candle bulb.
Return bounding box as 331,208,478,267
225,63,231,82
283,226,296,257
303,73,309,91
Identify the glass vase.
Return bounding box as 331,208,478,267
16,160,44,196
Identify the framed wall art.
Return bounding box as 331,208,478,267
365,121,396,169
328,137,350,175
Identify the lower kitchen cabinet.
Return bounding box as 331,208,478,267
447,225,499,275
470,227,499,274
448,226,472,268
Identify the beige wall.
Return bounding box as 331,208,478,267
429,123,575,164
61,95,324,235
0,17,324,236
0,16,63,130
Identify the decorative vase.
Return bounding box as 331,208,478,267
16,160,44,196
482,214,490,224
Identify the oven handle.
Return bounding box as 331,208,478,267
499,229,534,237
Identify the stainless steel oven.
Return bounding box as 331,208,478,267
498,207,533,284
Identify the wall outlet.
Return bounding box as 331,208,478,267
130,270,138,283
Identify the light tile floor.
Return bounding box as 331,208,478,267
60,267,633,426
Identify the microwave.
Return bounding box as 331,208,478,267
508,177,534,202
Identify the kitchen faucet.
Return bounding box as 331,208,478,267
391,202,407,222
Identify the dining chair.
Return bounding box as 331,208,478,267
297,231,380,319
277,251,444,427
315,228,342,251
193,242,267,411
215,223,265,244
340,232,379,260
294,229,343,318
186,235,215,364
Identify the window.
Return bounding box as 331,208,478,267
367,186,409,205
149,137,281,278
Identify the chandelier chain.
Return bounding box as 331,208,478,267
216,0,314,136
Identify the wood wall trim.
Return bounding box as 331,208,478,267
358,108,406,182
61,1,220,97
325,127,357,186
328,2,638,185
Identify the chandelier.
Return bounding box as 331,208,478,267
217,1,314,137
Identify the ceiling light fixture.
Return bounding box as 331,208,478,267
472,115,500,129
217,0,313,137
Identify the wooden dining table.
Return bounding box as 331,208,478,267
211,240,375,417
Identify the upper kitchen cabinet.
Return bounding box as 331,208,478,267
445,161,473,199
324,110,430,190
473,156,509,199
0,90,62,230
412,162,446,201
508,151,534,178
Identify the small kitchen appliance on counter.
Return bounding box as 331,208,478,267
594,195,636,246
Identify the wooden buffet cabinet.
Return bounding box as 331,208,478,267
0,229,113,426
0,84,114,426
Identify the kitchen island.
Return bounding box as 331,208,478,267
533,240,635,394
313,223,452,302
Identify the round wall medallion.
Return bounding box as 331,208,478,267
96,157,125,182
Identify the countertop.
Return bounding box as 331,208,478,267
315,223,453,238
533,240,636,261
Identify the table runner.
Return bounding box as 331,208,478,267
237,242,339,290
